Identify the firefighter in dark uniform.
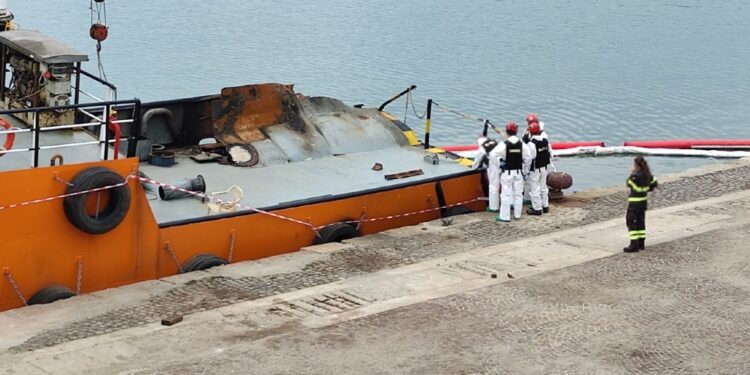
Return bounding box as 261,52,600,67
624,156,658,253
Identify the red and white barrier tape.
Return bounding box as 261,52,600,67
0,174,136,211
137,176,318,233
0,172,487,237
315,197,483,230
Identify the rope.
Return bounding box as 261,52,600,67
97,49,109,83
430,101,504,135
137,176,320,235
14,87,45,103
90,0,107,25
432,101,487,123
75,258,84,295
228,230,236,263
90,0,110,83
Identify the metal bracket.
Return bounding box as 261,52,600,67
164,242,184,273
53,172,74,187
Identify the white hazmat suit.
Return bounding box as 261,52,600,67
472,137,501,211
523,121,548,202
527,134,555,212
491,135,531,221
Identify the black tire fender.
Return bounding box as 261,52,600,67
63,167,131,234
27,285,76,305
181,253,229,273
313,223,360,245
443,205,473,217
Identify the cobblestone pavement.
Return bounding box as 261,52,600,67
10,164,750,352
139,223,750,375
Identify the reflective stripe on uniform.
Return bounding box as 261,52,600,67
627,179,651,193
629,230,646,239
628,196,648,202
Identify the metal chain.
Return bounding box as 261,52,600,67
228,231,236,263
75,258,84,295
164,242,184,273
3,269,28,306
407,91,426,120
403,91,410,125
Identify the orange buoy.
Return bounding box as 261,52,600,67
0,118,15,157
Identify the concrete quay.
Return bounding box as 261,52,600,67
1,157,750,374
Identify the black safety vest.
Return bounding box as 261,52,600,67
531,138,550,170
481,139,498,154
504,140,523,170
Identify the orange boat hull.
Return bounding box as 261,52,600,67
0,158,483,311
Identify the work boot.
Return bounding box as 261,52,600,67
638,238,645,250
623,240,640,253
526,208,542,216
485,207,499,213
495,216,511,222
542,206,550,213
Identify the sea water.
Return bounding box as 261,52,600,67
9,0,749,189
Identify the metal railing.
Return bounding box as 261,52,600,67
0,99,142,168
72,67,118,104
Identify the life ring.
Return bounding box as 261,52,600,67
63,167,131,234
0,118,15,157
181,253,229,273
313,223,360,245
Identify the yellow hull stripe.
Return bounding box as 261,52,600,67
402,131,421,146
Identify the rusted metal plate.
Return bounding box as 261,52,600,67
212,83,307,145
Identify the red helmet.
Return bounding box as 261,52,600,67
526,113,539,124
505,122,518,134
528,122,541,135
